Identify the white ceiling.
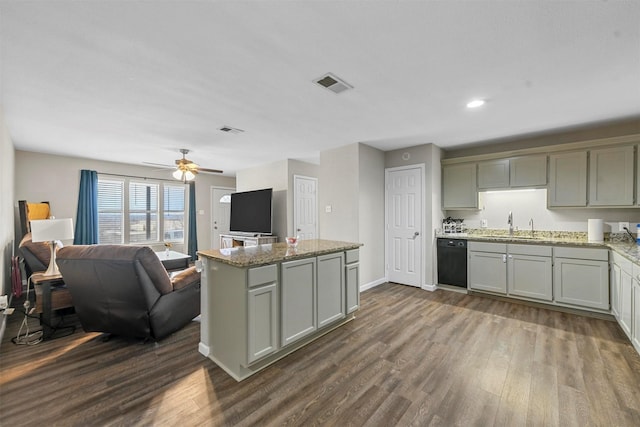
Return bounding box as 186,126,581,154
1,1,639,176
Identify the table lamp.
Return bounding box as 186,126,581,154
30,218,74,276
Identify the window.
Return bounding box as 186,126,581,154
97,175,187,245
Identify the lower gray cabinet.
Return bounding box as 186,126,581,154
553,247,609,311
247,283,278,363
507,245,553,301
317,252,345,328
468,242,507,294
632,270,640,352
281,257,317,347
345,249,360,314
247,264,279,363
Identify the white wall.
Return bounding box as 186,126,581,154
14,150,236,251
1,107,16,345
449,188,640,234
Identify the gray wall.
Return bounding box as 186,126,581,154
1,107,15,344
319,143,386,288
358,144,385,285
1,108,15,299
14,150,236,252
444,117,640,159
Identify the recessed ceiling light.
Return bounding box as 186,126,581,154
466,99,486,109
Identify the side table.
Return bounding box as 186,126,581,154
31,272,74,340
155,250,191,272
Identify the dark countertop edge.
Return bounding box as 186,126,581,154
198,241,362,268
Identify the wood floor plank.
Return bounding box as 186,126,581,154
2,283,640,426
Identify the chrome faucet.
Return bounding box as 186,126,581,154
508,211,513,236
529,218,534,236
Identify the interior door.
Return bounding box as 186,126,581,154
386,166,423,287
293,175,318,240
211,187,234,249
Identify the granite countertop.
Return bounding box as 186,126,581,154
198,239,362,268
436,231,640,265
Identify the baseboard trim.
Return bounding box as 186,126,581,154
422,283,437,292
360,277,386,292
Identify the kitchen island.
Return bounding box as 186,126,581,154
197,239,362,381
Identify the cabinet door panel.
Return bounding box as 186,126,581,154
281,258,317,346
589,146,634,206
478,159,509,189
611,263,621,319
317,253,345,328
553,257,609,310
247,283,278,363
508,254,552,301
346,263,360,314
442,163,477,209
620,269,633,338
469,251,507,294
548,151,587,207
510,155,547,187
632,280,640,352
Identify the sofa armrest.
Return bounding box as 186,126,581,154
171,266,200,291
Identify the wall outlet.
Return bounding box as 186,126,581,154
325,205,332,213
619,221,630,232
480,219,488,228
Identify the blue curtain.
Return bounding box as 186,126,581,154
188,181,198,260
74,169,99,245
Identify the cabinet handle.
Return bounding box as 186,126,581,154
502,254,507,263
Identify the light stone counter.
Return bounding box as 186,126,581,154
198,239,362,268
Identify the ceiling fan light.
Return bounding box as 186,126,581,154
172,169,184,180
184,170,196,181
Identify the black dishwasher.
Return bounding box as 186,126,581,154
437,238,467,288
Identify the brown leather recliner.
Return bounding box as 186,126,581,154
57,245,200,340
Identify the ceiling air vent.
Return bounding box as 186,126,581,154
314,73,353,94
219,126,245,134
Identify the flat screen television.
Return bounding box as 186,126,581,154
229,188,273,235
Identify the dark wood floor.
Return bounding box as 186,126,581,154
2,283,640,426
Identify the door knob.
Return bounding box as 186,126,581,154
412,231,420,239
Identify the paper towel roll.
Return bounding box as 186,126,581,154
588,219,604,243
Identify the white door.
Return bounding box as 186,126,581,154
211,187,234,249
386,166,423,287
293,175,318,240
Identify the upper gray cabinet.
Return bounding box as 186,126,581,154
510,155,547,188
548,151,588,207
478,156,547,190
442,163,477,209
478,159,509,189
588,146,634,206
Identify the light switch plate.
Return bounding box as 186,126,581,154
325,205,332,213
619,221,630,232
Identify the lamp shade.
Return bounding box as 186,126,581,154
31,218,74,242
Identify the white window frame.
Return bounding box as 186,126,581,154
97,174,188,246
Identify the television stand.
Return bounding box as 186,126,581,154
220,234,278,249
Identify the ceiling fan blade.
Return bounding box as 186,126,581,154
142,161,174,169
198,167,224,174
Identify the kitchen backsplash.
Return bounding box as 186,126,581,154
446,188,640,233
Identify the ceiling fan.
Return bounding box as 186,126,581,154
144,149,223,182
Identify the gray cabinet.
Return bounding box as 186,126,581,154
510,155,547,187
345,249,360,314
442,163,477,209
468,242,507,294
589,146,634,206
317,252,345,328
478,159,509,189
247,264,279,363
620,266,633,338
632,263,640,352
553,247,609,311
611,263,621,319
548,151,587,207
281,257,317,346
507,244,553,301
